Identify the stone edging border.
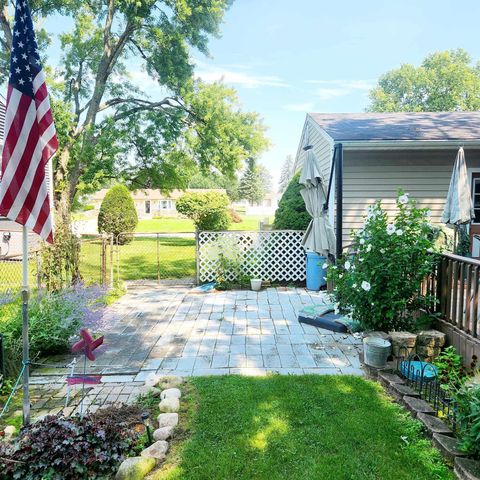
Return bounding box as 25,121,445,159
361,357,480,480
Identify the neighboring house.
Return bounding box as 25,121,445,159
234,192,280,216
294,112,480,255
90,188,228,220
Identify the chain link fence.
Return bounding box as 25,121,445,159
78,232,196,286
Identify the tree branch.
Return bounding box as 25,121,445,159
0,4,12,55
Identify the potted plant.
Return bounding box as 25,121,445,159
250,278,262,291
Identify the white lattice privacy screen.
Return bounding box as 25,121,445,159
198,230,307,283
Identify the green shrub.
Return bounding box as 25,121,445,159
0,286,105,377
327,191,436,331
273,172,311,230
98,185,138,243
453,379,480,459
176,191,231,231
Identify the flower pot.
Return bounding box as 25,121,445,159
306,252,327,291
250,279,262,291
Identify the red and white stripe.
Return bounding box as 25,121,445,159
0,69,58,243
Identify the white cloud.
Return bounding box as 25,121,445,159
283,101,314,112
193,60,289,89
306,79,376,100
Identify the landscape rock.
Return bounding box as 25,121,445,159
159,397,180,413
160,388,181,400
3,426,16,440
455,457,480,480
157,376,184,390
158,412,178,428
153,426,174,441
115,456,155,480
141,440,169,461
144,372,160,388
432,433,465,464
402,396,435,417
417,412,453,437
389,331,417,357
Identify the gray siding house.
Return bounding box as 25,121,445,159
294,112,480,255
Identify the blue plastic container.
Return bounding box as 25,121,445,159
306,251,327,291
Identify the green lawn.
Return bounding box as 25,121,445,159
151,375,452,480
79,236,195,283
136,215,273,233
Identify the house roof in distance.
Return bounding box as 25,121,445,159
308,112,480,142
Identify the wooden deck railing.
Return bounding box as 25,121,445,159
433,253,479,338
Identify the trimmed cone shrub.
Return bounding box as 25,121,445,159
273,172,311,230
176,191,231,231
98,185,138,244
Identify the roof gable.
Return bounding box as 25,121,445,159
308,112,480,142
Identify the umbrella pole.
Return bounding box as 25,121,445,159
335,143,343,259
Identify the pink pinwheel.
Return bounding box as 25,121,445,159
72,328,104,361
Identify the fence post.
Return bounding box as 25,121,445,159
195,230,200,285
156,233,160,284
109,234,114,288
36,250,41,293
101,235,107,287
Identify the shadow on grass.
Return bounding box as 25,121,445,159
153,375,453,480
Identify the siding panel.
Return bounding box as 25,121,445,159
341,148,480,245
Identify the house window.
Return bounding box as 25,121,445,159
145,200,151,214
160,200,170,209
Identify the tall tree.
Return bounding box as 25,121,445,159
368,49,480,112
0,0,268,224
278,154,293,193
238,158,267,205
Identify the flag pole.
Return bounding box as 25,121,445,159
21,225,30,425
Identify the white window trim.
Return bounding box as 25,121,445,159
467,168,480,225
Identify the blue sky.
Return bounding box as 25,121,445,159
192,0,480,187
37,0,480,188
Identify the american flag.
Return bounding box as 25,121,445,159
0,0,58,244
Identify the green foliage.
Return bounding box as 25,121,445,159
328,191,436,331
40,217,80,291
188,171,240,201
434,346,467,391
273,172,311,230
238,158,269,204
0,409,142,479
0,286,104,377
176,191,231,231
369,49,480,112
453,380,480,459
97,185,138,243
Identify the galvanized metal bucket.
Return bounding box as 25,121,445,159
363,336,391,368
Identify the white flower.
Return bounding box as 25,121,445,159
339,274,343,279
361,281,371,291
344,261,351,270
322,262,328,269
352,283,357,289
386,224,395,235
380,248,386,254
398,193,409,205
395,228,403,236
359,238,365,245
426,210,432,218
366,244,372,253
359,257,364,262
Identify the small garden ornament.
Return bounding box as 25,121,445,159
67,328,104,416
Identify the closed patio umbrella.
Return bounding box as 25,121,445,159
300,145,336,256
442,147,474,226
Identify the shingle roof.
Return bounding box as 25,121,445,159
308,112,480,142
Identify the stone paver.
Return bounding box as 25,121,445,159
29,286,363,417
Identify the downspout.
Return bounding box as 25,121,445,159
335,143,343,259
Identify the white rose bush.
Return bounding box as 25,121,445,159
327,191,436,331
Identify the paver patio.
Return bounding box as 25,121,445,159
29,285,363,417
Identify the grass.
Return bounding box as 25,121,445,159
149,375,453,480
79,236,195,282
136,215,273,233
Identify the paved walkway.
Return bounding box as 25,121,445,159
29,286,363,418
